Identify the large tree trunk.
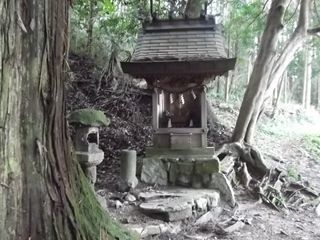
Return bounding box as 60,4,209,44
0,1,133,239
232,0,289,143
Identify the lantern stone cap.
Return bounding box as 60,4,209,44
69,109,110,127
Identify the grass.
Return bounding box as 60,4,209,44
304,135,320,162
287,165,301,181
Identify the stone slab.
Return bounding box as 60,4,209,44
139,188,220,221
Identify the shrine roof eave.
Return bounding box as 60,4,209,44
121,58,236,79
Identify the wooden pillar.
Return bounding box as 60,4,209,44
201,88,208,147
152,88,159,129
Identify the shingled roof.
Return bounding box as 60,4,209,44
132,18,227,62
121,17,236,80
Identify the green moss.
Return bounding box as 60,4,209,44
71,160,138,240
69,109,110,127
195,159,220,175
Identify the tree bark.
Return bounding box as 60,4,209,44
87,0,96,56
233,0,311,144
0,1,133,239
318,76,320,109
232,0,289,143
302,46,312,108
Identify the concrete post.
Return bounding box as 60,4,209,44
119,150,138,191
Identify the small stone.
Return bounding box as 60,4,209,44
141,225,161,237
195,207,223,225
195,198,208,212
125,193,136,202
316,204,320,216
117,177,138,192
115,200,123,209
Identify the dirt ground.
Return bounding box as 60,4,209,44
67,54,320,240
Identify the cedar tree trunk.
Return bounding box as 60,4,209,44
0,1,134,239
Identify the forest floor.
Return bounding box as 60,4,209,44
67,53,320,240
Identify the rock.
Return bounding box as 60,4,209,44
139,188,220,221
117,176,138,192
139,191,177,201
195,158,220,175
115,200,123,209
176,161,194,186
169,162,178,184
125,193,136,202
140,197,193,222
192,174,203,188
127,223,181,238
141,158,168,185
195,207,223,225
316,203,320,216
209,172,236,207
95,194,108,211
195,198,208,212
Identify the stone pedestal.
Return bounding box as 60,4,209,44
118,150,138,191
76,149,104,185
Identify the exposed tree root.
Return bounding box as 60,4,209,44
215,142,319,211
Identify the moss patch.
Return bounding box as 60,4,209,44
69,109,110,127
71,160,138,240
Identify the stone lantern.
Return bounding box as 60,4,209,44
69,109,110,186
121,17,236,188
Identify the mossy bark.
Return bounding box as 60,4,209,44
0,1,135,239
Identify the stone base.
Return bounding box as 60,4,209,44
141,156,220,188
140,155,236,207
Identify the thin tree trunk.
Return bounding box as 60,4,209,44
302,46,312,108
283,71,288,103
225,75,230,102
234,0,311,144
247,54,253,84
232,0,289,143
87,0,96,55
0,1,133,239
318,76,320,109
272,73,285,116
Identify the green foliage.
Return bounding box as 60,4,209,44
304,135,320,161
70,0,148,63
69,109,110,127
